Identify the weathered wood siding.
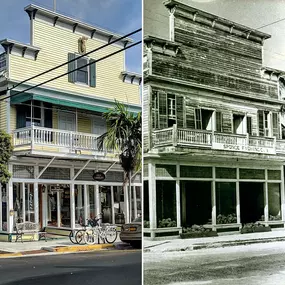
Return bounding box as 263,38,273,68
9,20,140,105
151,16,278,100
143,85,150,151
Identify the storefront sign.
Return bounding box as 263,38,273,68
212,143,276,155
93,172,106,181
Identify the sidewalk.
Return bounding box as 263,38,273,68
144,229,285,253
0,235,122,258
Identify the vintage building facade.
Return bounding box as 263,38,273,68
0,4,141,241
144,0,285,238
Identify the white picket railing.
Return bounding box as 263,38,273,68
152,125,282,155
13,126,105,153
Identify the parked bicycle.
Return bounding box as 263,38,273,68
84,223,117,245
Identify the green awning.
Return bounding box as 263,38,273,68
11,93,110,113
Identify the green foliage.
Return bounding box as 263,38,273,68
182,225,213,233
0,130,13,183
97,100,142,177
216,213,237,224
158,218,177,228
144,220,150,228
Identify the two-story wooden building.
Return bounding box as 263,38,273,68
144,0,285,238
0,4,141,241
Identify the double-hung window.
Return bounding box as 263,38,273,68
258,110,279,138
68,53,96,87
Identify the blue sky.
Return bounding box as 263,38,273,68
0,0,142,73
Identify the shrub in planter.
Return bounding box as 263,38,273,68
241,222,271,234
158,218,177,228
216,213,237,224
180,225,218,239
144,221,150,228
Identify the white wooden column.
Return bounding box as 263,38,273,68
42,185,48,227
21,183,25,222
149,162,156,238
77,186,82,220
7,164,14,234
57,191,61,227
0,184,2,231
176,164,181,229
211,167,216,231
124,184,130,223
70,167,75,229
34,183,39,224
133,186,137,219
111,186,115,224
95,184,101,217
83,184,88,222
34,165,39,224
280,166,285,226
236,168,241,226
264,170,269,226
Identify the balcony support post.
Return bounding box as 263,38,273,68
72,159,91,180
211,167,216,231
281,166,285,227
149,161,157,238
173,124,177,146
37,157,56,179
70,167,75,230
236,168,241,228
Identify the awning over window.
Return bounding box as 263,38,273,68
10,92,140,114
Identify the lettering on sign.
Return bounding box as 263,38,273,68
93,172,106,181
213,143,275,154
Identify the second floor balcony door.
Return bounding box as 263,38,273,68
59,112,76,132
93,115,106,136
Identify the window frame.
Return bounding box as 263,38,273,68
74,54,90,86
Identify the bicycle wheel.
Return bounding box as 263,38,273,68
84,230,98,245
105,227,117,244
69,231,78,244
75,230,86,244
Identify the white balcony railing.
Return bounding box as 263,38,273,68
13,126,108,155
152,125,283,155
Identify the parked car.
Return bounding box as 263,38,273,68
120,216,141,248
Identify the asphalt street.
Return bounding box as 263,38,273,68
144,241,285,285
0,250,141,285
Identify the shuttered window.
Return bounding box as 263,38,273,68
67,53,96,87
216,111,222,132
195,108,202,129
246,116,252,135
258,110,279,138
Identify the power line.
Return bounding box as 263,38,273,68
0,40,142,102
9,28,141,91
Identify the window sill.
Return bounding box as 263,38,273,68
74,82,90,88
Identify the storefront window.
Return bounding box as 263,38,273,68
75,185,84,225
216,182,237,224
268,183,282,221
89,185,95,219
156,181,176,228
1,184,7,231
25,184,35,223
101,186,112,224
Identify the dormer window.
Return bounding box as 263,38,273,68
68,53,96,87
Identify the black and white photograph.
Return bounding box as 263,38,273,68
143,0,285,284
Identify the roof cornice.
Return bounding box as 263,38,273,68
163,0,271,45
24,4,133,46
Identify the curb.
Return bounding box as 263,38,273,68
144,237,285,253
41,243,114,253
0,252,23,258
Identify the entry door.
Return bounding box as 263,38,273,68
59,112,76,131
93,115,106,136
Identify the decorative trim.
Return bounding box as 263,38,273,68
91,29,96,38
193,11,198,21
108,35,113,43
73,23,78,33
53,16,59,26
22,47,27,57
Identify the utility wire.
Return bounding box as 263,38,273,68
9,28,141,91
0,40,142,102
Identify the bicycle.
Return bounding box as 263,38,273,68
84,223,117,245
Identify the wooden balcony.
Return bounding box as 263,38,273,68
152,125,285,155
13,126,114,159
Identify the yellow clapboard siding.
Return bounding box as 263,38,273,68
52,107,58,129
10,105,16,132
0,99,7,131
78,115,91,133
9,20,140,105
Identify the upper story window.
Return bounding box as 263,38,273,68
258,110,279,138
195,108,214,131
68,53,96,87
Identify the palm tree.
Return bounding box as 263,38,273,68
97,100,142,223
